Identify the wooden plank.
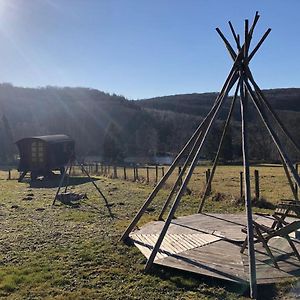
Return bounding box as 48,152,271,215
161,252,247,283
172,234,195,250
139,234,165,259
179,234,200,248
131,235,153,258
131,213,300,285
159,235,178,254
164,235,186,253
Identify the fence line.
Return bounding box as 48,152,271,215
3,163,300,202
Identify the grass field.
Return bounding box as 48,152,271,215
0,165,299,299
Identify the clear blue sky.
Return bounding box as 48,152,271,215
0,0,299,99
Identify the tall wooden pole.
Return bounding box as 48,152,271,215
240,76,257,299
241,19,257,299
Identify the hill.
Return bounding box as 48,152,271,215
0,84,299,163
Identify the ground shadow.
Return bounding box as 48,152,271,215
27,175,101,188
150,265,278,299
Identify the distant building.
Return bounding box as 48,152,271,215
16,134,75,181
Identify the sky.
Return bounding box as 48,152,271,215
0,0,299,99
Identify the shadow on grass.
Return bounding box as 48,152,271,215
149,265,278,300
27,175,100,189
54,198,116,216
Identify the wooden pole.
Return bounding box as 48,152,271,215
279,153,298,200
205,169,211,194
240,171,243,198
247,28,271,62
146,166,149,183
178,166,182,186
254,169,260,200
123,166,127,180
198,79,240,212
7,169,11,180
145,69,235,271
136,166,139,181
120,65,239,242
64,164,73,193
228,12,259,54
240,76,257,299
216,27,236,60
295,164,299,198
52,162,71,205
133,167,136,181
79,163,113,218
228,21,241,51
155,165,158,184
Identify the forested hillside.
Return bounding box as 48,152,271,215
0,83,299,164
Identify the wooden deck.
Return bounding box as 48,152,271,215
129,213,300,284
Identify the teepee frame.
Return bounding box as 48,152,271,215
120,12,300,298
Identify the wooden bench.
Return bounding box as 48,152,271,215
241,220,300,268
271,199,300,229
242,199,300,268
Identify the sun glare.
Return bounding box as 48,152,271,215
0,0,13,20
0,0,8,12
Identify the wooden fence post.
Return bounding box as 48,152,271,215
7,169,11,180
123,167,127,180
155,165,158,184
96,163,99,174
205,168,211,194
133,167,136,181
254,169,260,199
240,171,243,198
296,164,299,197
136,166,139,181
146,167,149,183
113,166,117,179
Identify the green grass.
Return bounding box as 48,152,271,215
0,166,298,299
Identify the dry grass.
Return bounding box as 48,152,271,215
0,165,298,299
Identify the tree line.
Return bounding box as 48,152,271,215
0,83,299,165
